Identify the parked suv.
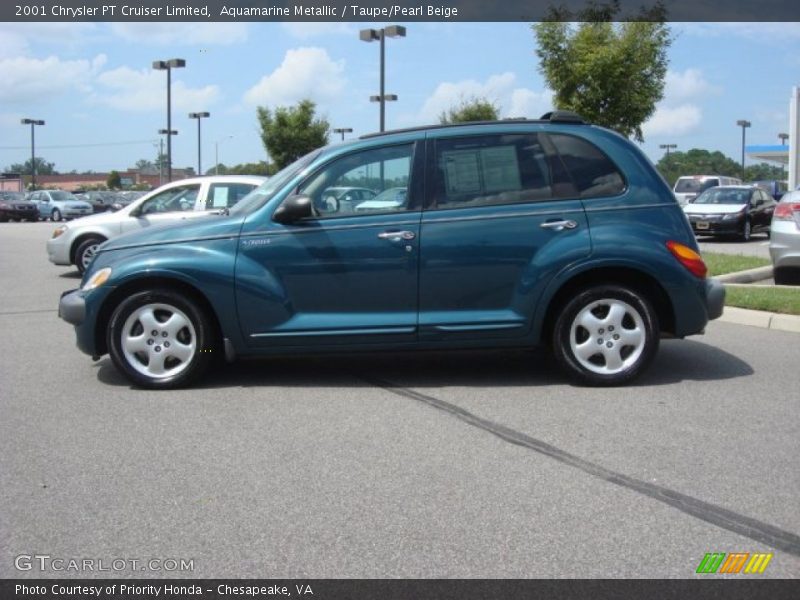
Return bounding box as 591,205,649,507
47,175,266,274
59,113,724,389
673,175,742,206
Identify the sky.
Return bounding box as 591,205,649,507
1,21,799,175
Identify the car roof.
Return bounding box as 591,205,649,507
165,175,268,185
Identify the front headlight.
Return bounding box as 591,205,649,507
722,210,744,221
82,267,112,291
52,225,67,239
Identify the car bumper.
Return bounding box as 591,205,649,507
705,277,725,321
64,208,92,218
47,235,72,266
0,208,38,220
59,288,85,325
687,217,743,235
769,225,800,269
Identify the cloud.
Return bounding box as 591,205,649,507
109,23,248,45
642,68,716,138
281,23,354,39
0,54,106,105
678,23,800,42
92,66,219,111
243,47,346,107
642,105,703,137
417,72,552,123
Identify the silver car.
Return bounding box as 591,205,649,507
47,175,266,274
769,189,800,285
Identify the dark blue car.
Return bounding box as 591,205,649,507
59,113,724,389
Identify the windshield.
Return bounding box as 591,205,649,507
51,191,75,202
693,188,751,205
228,150,322,216
674,178,719,193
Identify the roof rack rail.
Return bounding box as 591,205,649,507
540,110,585,124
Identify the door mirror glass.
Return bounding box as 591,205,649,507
273,195,313,224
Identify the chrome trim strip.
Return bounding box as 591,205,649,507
421,207,585,225
251,326,416,338
433,322,524,332
583,202,675,213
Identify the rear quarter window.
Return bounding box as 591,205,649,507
548,134,626,198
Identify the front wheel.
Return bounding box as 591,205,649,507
740,219,751,242
51,208,62,222
552,285,659,386
107,289,215,389
75,237,104,274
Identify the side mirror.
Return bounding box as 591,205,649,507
273,194,313,224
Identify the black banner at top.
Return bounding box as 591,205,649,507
3,0,800,22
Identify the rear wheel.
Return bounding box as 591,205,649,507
107,289,214,389
74,237,105,275
552,285,659,386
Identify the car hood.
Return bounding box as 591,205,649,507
65,201,92,209
98,214,244,254
683,203,746,214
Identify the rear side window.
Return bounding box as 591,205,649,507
430,133,576,210
548,134,625,198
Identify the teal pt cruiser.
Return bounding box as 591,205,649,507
59,113,725,389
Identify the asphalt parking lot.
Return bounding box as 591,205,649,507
0,222,798,579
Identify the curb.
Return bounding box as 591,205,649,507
715,265,773,284
717,306,800,334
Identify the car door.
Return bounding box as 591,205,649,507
121,182,203,233
235,142,423,348
418,130,594,342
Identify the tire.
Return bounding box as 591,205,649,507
51,208,62,222
552,285,659,386
107,289,215,389
74,237,105,275
740,219,751,242
774,267,800,286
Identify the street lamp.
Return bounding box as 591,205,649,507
214,135,233,176
359,25,406,132
333,127,353,141
736,119,751,179
189,112,210,175
153,58,186,182
659,143,677,159
778,133,789,145
20,118,45,191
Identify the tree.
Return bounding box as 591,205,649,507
106,170,121,189
8,157,57,176
654,149,742,187
439,97,500,123
532,2,671,142
744,163,785,182
135,159,156,174
257,99,329,169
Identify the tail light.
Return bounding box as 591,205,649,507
773,202,800,221
666,241,707,279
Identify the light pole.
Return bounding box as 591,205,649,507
153,58,186,182
736,119,751,179
20,118,45,191
779,133,789,178
214,135,233,175
333,127,353,141
359,25,406,132
189,112,210,175
659,143,677,159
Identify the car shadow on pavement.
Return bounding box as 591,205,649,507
58,270,81,279
94,338,752,390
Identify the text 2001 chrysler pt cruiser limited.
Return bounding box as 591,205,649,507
59,113,725,389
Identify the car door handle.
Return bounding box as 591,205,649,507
378,230,416,240
540,219,578,231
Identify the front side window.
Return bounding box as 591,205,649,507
298,144,414,218
431,133,573,210
138,184,200,215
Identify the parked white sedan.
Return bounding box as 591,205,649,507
47,175,266,273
